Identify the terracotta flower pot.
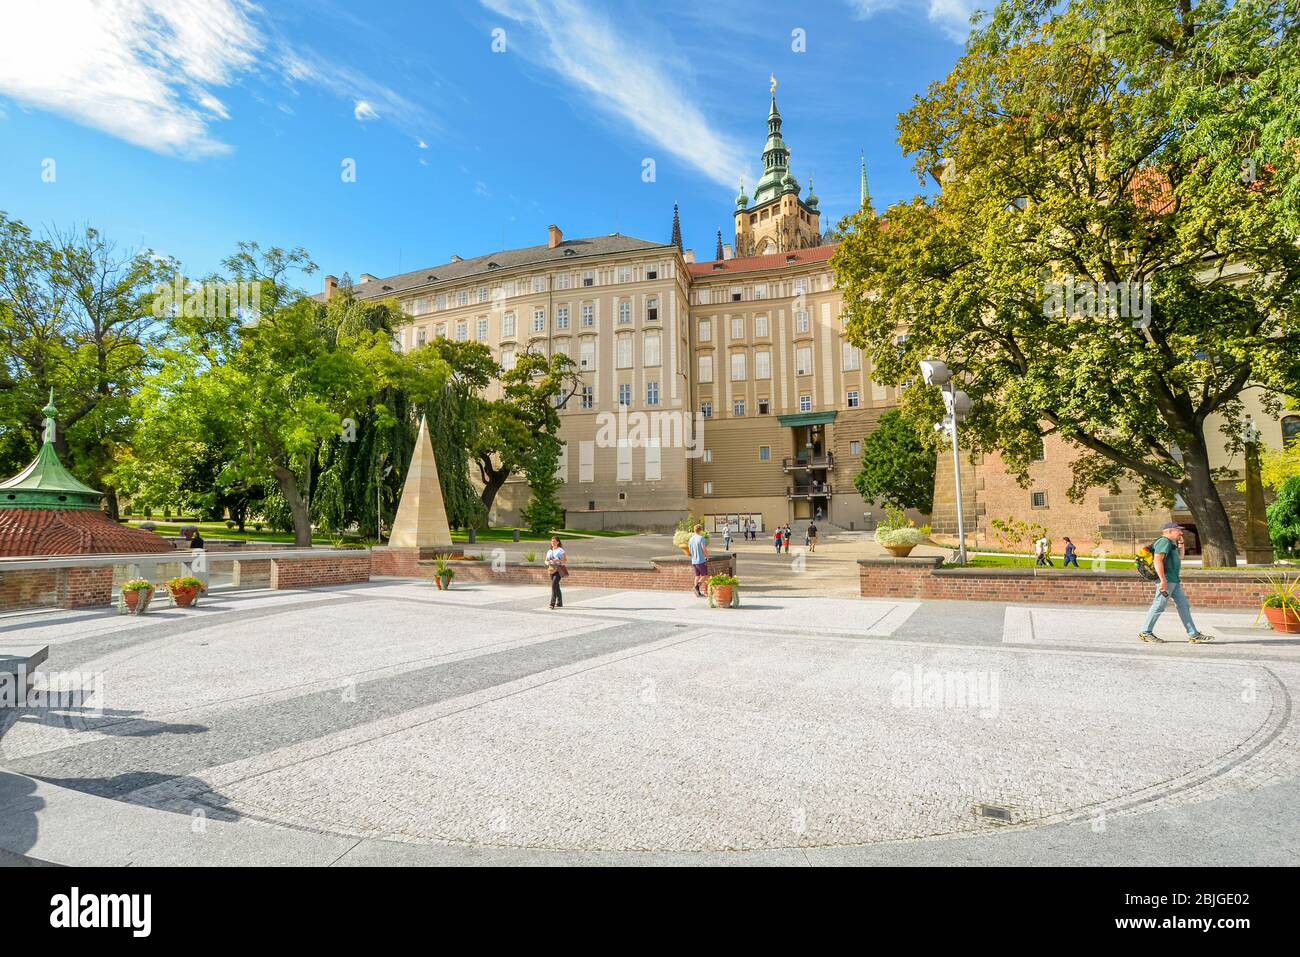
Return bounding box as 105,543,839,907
1263,604,1300,634
885,544,915,558
170,586,199,608
123,588,153,614
712,585,734,607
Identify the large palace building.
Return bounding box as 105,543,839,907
327,87,895,534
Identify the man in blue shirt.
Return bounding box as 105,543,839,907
1139,522,1214,643
687,524,710,598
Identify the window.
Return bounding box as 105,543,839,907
435,293,447,310
847,390,860,408
455,321,468,341
647,296,658,321
796,347,813,376
850,440,862,456
730,287,742,302
502,312,516,337
500,347,516,370
795,310,810,333
758,398,770,415
703,449,713,463
580,386,594,410
457,290,469,306
579,340,595,370
409,298,429,315
733,399,746,417
646,381,660,406
436,323,447,339
645,439,661,481
755,315,769,337
557,273,571,290
556,307,570,330
616,336,633,369
416,327,427,346
731,317,744,340
619,383,631,407
532,276,545,293
755,350,771,379
618,266,631,283
701,401,713,418
1031,438,1046,462
794,278,808,295
698,355,713,383
699,319,712,341
1283,416,1300,445
759,446,770,461
532,308,546,333
581,304,594,327
582,271,595,287
579,440,594,481
553,340,569,358
643,332,661,367
799,394,812,413
617,442,632,482
843,342,861,371
618,300,632,324
477,286,488,303
476,318,488,341
730,352,746,381
704,480,714,495
647,267,658,280
1032,491,1048,508
753,283,767,300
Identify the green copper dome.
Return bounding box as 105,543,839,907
735,175,749,209
0,391,103,510
806,175,820,210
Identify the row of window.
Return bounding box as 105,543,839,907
406,297,663,346
697,343,862,382
408,266,664,315
697,310,829,341
692,276,814,306
696,391,861,419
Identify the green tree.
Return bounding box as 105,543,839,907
519,433,566,534
853,410,937,514
834,0,1300,568
1267,476,1300,556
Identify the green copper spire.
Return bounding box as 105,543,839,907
0,391,103,510
752,78,795,207
860,150,870,207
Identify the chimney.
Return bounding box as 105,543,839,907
323,275,338,300
359,273,379,284
548,224,563,249
723,243,734,260
683,249,696,264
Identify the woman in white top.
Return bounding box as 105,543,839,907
545,536,567,609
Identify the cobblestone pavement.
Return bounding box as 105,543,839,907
1,579,1297,865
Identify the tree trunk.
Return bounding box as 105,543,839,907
104,487,120,521
477,458,510,519
1180,438,1237,568
272,464,313,547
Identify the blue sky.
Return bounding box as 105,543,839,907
0,0,979,289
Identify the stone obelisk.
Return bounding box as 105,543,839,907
373,417,456,575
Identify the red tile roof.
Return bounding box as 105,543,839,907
688,243,839,277
0,509,174,558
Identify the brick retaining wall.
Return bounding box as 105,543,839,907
270,554,371,589
413,554,737,592
859,556,1273,608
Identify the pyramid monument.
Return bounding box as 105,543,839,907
386,416,452,551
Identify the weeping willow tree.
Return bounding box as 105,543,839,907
425,338,495,529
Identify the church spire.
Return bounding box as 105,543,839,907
670,203,682,251
715,229,724,261
860,150,870,207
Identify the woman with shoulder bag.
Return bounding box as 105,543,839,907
545,535,568,609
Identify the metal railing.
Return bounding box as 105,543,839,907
786,484,834,498
782,453,835,471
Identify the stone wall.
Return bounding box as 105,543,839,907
859,556,1272,608
413,553,737,591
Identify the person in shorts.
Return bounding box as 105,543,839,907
687,524,710,598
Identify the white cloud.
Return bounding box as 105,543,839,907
0,0,434,158
354,99,379,122
418,138,429,149
845,0,980,43
480,0,748,188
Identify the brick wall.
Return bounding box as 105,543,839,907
0,568,61,611
859,557,1271,608
414,554,737,592
270,554,371,590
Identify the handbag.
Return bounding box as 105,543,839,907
556,564,569,578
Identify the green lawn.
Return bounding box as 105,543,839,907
953,553,1134,570
124,520,641,545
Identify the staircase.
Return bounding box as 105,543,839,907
790,518,849,540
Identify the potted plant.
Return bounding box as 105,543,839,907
432,554,456,590
121,578,155,615
874,507,924,557
1258,572,1300,634
166,575,204,608
707,573,740,608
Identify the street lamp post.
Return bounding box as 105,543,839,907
921,360,972,564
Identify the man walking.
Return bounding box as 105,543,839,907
782,524,792,554
1139,522,1214,644
1034,534,1053,567
687,523,710,599
807,521,818,553
772,527,784,554
723,524,733,552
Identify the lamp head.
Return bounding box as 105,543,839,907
920,359,951,386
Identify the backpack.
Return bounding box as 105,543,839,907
1135,542,1160,581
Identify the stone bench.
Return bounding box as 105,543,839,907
0,645,49,708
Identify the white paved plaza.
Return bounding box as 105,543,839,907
2,579,1298,865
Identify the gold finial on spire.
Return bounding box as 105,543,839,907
770,73,777,95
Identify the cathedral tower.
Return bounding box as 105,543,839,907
733,77,822,257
